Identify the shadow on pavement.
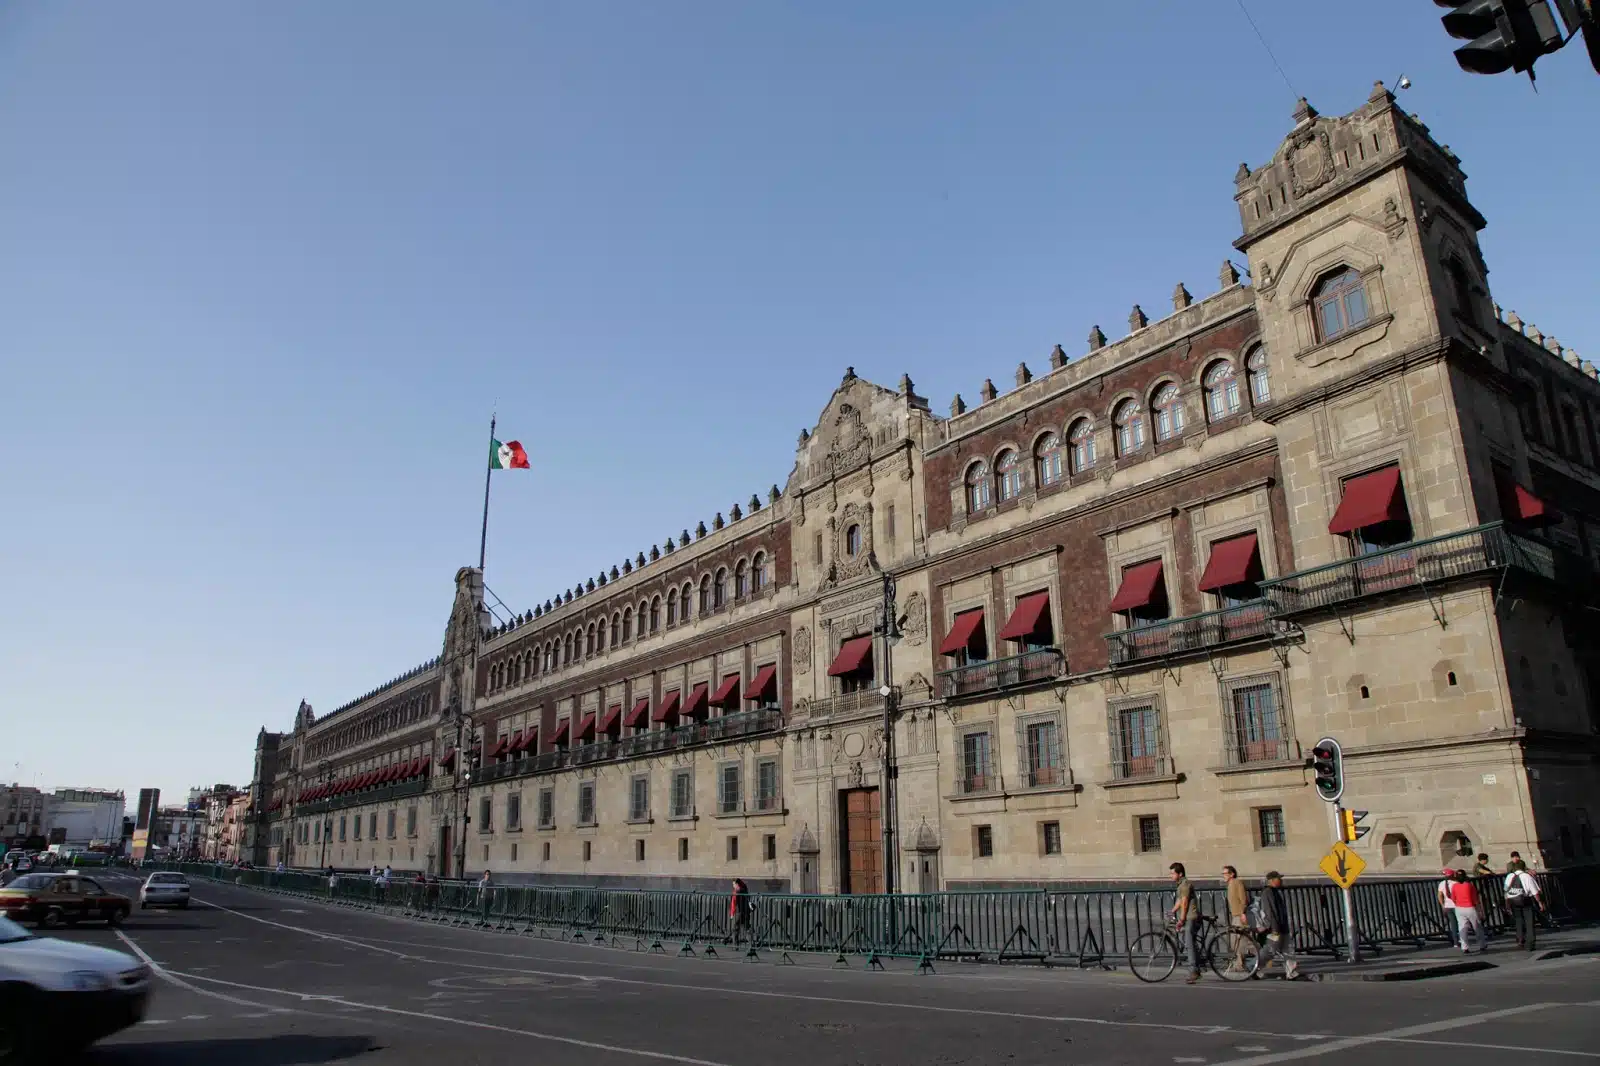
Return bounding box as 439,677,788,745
85,1034,377,1064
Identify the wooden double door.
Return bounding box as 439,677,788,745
839,787,881,895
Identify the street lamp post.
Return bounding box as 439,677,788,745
447,688,478,881
317,762,332,871
875,566,903,897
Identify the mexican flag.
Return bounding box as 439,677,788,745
490,438,529,470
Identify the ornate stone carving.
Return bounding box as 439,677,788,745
831,501,876,583
848,761,864,787
901,592,928,646
794,627,811,675
1287,125,1335,198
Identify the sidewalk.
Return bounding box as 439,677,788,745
1295,924,1600,982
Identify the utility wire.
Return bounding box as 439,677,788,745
1234,0,1299,99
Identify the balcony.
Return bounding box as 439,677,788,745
1110,754,1175,782
613,708,785,760
1260,522,1517,616
297,775,429,816
1105,602,1276,665
937,648,1065,700
806,689,886,719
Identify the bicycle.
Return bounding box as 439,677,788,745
1126,914,1261,983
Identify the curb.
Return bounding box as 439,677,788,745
1532,940,1600,961
1312,958,1497,982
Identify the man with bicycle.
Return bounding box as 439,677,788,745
1167,862,1203,984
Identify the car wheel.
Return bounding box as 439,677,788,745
39,908,64,930
107,908,126,927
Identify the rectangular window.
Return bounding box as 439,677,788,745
1024,720,1063,787
482,844,490,862
1229,679,1287,764
678,837,689,861
671,771,694,818
369,813,378,839
1112,703,1165,779
726,835,739,861
538,789,554,828
629,775,650,822
974,824,994,859
542,841,550,861
763,833,777,861
814,533,823,566
577,782,596,825
1040,820,1061,856
885,503,896,544
386,810,396,839
1257,807,1286,848
506,792,521,831
353,816,361,841
510,842,518,862
478,796,492,833
406,807,417,838
1138,815,1162,853
339,816,346,842
719,763,742,814
960,731,992,793
582,840,591,862
635,838,645,861
755,759,779,812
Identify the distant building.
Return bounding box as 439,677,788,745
2,785,47,848
45,789,125,849
152,806,207,858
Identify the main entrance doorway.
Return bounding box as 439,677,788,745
838,787,882,894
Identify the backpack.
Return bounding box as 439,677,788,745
1247,896,1270,933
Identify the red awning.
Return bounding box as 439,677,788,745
550,719,571,745
599,704,623,733
939,608,986,655
683,682,709,718
711,673,741,704
1495,468,1554,526
418,757,431,776
743,663,777,702
827,635,875,676
652,690,682,723
575,713,596,740
624,697,651,728
1328,466,1407,534
1197,533,1264,592
517,730,537,753
998,591,1051,641
490,735,509,758
1107,560,1166,613
439,748,456,770
507,731,523,754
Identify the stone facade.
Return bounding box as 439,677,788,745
250,85,1600,889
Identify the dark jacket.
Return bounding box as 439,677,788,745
1259,883,1289,936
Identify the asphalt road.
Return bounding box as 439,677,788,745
30,870,1600,1066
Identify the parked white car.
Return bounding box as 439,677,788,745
0,913,151,1062
138,872,190,910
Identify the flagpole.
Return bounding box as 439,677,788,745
479,414,496,572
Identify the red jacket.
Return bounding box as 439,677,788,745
1447,880,1480,909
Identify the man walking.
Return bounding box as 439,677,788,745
1437,868,1458,947
1222,865,1251,973
1504,860,1544,950
728,878,753,945
1167,862,1203,984
1255,871,1299,980
1448,868,1487,953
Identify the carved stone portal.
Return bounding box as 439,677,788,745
901,591,928,646
794,627,812,675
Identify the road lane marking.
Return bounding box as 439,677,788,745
115,931,297,1012
1380,1037,1600,1059
1208,1002,1569,1065
158,969,736,1065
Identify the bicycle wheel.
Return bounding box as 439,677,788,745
1207,928,1260,982
1127,931,1179,983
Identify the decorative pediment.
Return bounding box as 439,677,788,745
788,370,926,495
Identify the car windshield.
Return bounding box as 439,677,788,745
5,874,57,892
0,915,33,943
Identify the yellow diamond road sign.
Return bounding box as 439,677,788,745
1319,841,1367,889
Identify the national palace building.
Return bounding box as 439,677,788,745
246,85,1600,890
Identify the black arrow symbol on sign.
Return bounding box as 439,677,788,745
1334,849,1348,880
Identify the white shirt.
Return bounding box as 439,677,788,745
1438,878,1456,909
1504,869,1540,899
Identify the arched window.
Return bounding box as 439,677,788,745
699,575,711,615
1034,433,1062,488
845,524,862,557
667,594,678,626
735,560,748,599
713,568,727,609
680,583,691,621
1448,257,1475,326
544,643,553,671
1313,268,1370,341
752,552,767,592
562,633,573,664
1152,384,1184,441
1068,419,1096,474
649,596,661,633
1113,399,1146,456
610,612,620,647
1246,347,1270,405
996,449,1021,501
526,650,536,676
585,625,595,657
621,609,632,642
966,461,992,513
1203,361,1240,422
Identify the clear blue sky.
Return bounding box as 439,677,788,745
1,3,1593,804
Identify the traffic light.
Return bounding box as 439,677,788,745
1311,737,1344,803
1340,808,1372,843
1436,0,1566,76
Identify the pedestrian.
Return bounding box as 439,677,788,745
1471,852,1494,877
1437,868,1458,947
728,877,753,944
1448,869,1487,954
326,865,338,898
1167,862,1203,984
478,869,494,922
276,859,285,874
1504,860,1544,951
1222,865,1251,974
383,864,393,881
1254,871,1300,980
1504,850,1523,874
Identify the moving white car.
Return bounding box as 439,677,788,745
138,872,190,910
0,913,151,1062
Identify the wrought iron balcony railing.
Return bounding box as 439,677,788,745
1104,602,1276,665
806,689,886,719
937,648,1065,700
295,775,429,817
